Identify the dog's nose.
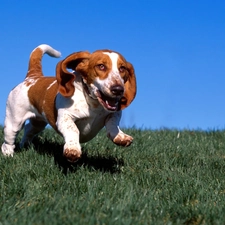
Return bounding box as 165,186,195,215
110,85,124,96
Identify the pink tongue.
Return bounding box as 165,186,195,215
96,91,118,111
107,98,117,107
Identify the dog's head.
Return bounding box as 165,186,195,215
56,50,136,111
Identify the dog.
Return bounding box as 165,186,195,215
1,44,137,162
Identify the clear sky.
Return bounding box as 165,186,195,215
0,0,225,130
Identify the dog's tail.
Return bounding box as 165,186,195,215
26,44,61,78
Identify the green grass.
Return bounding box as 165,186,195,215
1,127,225,224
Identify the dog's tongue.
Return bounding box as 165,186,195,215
106,98,117,107
97,91,119,111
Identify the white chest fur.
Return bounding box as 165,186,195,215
55,79,114,143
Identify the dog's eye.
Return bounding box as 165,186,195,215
119,66,126,73
97,64,106,71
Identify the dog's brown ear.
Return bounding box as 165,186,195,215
56,51,90,97
119,62,137,110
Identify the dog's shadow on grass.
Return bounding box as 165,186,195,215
17,138,124,175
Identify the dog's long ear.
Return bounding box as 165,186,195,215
119,62,137,110
56,51,90,97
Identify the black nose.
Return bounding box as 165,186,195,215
110,85,124,96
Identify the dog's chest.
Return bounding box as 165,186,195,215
56,86,111,143
74,102,110,143
75,109,109,143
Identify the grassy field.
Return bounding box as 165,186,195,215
1,126,225,224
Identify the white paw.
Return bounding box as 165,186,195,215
63,143,82,163
1,143,15,157
113,133,133,147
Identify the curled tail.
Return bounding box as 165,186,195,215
26,44,61,78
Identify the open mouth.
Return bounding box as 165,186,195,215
96,90,119,111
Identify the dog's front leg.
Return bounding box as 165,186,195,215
105,111,133,147
56,112,82,162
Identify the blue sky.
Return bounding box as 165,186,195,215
0,0,225,130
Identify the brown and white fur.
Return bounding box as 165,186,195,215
1,44,136,162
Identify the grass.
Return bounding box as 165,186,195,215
1,126,225,224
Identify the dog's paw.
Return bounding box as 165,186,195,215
63,144,82,163
1,143,15,157
113,133,133,147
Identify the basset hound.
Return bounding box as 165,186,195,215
1,44,136,162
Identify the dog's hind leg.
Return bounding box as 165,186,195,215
20,118,47,148
1,84,34,156
1,123,22,157
1,113,30,157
